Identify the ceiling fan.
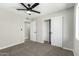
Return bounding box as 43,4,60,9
17,3,40,15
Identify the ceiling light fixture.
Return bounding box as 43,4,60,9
27,11,31,15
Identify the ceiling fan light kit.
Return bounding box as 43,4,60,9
27,11,31,14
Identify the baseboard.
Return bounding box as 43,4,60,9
73,49,79,56
30,39,36,42
73,52,79,56
36,40,44,43
0,40,24,50
62,47,73,51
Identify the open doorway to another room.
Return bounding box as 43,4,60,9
44,19,51,44
24,21,30,42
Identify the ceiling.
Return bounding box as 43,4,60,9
0,3,75,19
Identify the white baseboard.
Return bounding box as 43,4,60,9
30,39,37,42
36,40,44,43
0,40,24,50
73,52,79,56
62,47,73,51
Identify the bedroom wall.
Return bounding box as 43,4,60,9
0,6,25,50
73,4,79,56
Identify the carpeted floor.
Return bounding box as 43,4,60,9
0,40,74,56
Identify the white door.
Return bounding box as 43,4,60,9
25,22,30,40
44,21,49,42
51,16,62,47
30,21,36,41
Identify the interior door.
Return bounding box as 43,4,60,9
44,21,49,42
51,16,62,47
30,21,36,41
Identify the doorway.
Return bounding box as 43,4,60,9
25,22,30,41
44,19,51,44
44,16,62,47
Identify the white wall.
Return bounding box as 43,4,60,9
33,7,74,50
0,7,25,50
73,4,79,56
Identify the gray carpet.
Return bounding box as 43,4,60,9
0,40,74,56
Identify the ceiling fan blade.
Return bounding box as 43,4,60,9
30,3,39,9
20,3,28,9
30,10,40,14
17,9,27,10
